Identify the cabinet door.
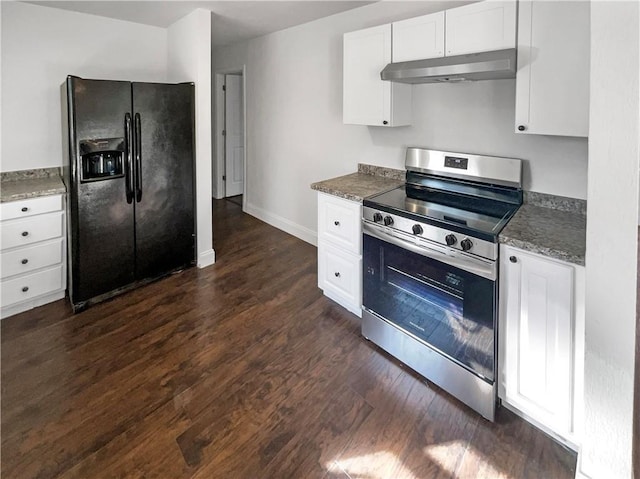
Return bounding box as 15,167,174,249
501,247,574,435
343,24,410,126
515,1,589,137
392,12,445,62
445,1,516,56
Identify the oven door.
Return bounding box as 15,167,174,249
362,224,497,382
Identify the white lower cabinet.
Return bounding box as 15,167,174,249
499,245,585,448
1,195,67,319
317,193,362,317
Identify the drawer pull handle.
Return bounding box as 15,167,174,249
509,256,517,263
21,231,29,237
334,272,340,277
334,221,340,226
21,207,28,212
22,286,29,293
21,259,28,265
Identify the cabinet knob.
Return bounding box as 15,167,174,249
334,220,340,226
21,207,28,212
22,286,29,293
21,259,28,265
382,120,388,125
334,272,341,278
509,256,517,263
517,125,526,132
21,231,29,237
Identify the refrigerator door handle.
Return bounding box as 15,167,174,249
124,113,134,204
134,113,142,202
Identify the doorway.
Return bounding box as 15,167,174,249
214,68,246,208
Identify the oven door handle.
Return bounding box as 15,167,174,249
363,222,497,281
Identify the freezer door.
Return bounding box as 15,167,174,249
132,83,195,280
67,77,135,304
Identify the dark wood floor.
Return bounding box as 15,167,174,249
1,199,576,478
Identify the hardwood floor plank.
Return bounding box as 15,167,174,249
1,199,577,478
398,387,480,479
331,369,435,479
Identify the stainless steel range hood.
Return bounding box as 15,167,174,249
380,48,517,84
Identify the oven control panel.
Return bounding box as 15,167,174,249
362,206,498,261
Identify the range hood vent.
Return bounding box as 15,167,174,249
380,48,517,84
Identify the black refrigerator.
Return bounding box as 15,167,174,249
62,76,195,311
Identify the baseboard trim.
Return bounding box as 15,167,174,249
197,249,216,268
245,202,318,246
574,463,591,479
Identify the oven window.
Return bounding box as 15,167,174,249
363,234,496,381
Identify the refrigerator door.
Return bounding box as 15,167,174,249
67,78,135,304
132,83,195,280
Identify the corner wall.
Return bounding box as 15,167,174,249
0,2,168,172
167,9,214,268
578,2,639,478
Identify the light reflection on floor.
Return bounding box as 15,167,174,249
327,451,419,479
326,442,513,479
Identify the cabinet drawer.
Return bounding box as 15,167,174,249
1,265,64,307
1,195,63,221
318,241,361,311
1,239,64,279
318,193,362,254
1,212,64,250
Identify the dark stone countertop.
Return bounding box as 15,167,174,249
500,201,587,266
310,165,404,202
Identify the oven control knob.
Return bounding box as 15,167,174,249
461,238,473,251
373,212,383,223
412,224,423,235
383,216,394,226
445,234,457,246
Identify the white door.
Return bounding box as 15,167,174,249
224,74,244,197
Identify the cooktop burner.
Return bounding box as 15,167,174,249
364,185,520,241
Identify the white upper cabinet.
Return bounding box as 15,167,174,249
445,1,517,56
515,1,590,137
392,12,445,62
343,24,411,127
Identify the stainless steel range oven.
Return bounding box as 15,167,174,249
361,148,522,421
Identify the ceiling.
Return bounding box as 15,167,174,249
25,1,376,47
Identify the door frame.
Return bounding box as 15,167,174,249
214,66,247,209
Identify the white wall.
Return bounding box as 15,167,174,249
0,1,168,172
167,9,215,268
213,1,588,246
578,2,639,478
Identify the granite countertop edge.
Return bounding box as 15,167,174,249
499,236,586,266
1,171,67,203
310,164,404,202
499,198,587,266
